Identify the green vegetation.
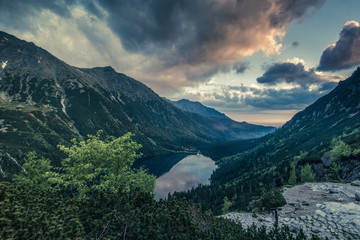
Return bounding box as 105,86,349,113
255,189,287,211
13,131,156,197
330,138,352,163
221,196,232,214
58,131,155,196
0,132,324,239
288,161,297,185
300,164,315,183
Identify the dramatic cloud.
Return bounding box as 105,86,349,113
183,78,338,112
257,60,341,88
318,21,360,71
89,0,325,80
0,0,325,86
243,87,334,110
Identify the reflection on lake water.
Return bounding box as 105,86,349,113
155,154,216,200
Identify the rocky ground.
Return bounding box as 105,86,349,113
222,181,360,240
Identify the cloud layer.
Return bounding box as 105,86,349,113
0,0,325,86
257,61,341,88
318,21,360,71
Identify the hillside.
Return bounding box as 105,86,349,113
168,98,231,120
174,67,360,213
0,31,274,179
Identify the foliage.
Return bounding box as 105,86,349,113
300,164,315,183
0,181,325,240
0,182,84,239
288,161,297,185
221,196,232,214
330,138,352,163
58,131,155,197
12,151,60,189
256,189,287,211
12,131,155,198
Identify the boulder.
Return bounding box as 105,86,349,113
355,193,360,201
321,151,331,167
313,163,324,179
351,180,360,187
340,160,360,180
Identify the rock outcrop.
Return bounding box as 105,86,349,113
222,182,360,240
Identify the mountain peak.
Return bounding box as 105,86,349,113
169,98,231,120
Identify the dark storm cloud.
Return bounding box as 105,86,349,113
318,21,360,71
201,81,338,111
0,0,325,82
269,0,325,27
257,61,337,88
292,41,300,47
0,0,73,30
244,87,332,110
89,0,324,65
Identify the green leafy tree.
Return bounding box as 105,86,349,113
58,131,155,197
221,196,232,214
300,164,315,183
288,161,297,185
330,139,352,162
13,152,60,189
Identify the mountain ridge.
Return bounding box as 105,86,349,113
167,98,231,120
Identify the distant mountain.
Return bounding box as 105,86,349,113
167,99,231,120
175,67,360,213
0,31,274,179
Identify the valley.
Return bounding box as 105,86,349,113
1,30,360,240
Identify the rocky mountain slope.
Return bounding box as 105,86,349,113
167,98,231,120
0,31,273,179
167,98,275,140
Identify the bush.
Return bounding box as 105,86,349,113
300,164,315,183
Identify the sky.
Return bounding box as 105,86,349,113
1,0,360,126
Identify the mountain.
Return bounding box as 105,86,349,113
167,98,231,120
0,31,274,179
174,67,360,213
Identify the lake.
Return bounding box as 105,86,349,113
154,154,217,200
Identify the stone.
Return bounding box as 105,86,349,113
313,163,324,179
321,151,331,167
355,193,360,201
328,188,338,194
311,227,320,233
351,180,360,187
302,201,310,206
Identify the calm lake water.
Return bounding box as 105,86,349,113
154,154,217,200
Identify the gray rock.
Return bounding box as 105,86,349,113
321,151,332,167
351,180,360,187
355,193,360,201
313,163,324,179
329,188,338,194
311,227,320,233
340,160,360,180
